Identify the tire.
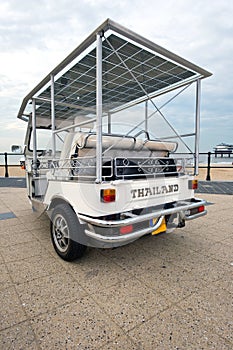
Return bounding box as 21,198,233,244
51,204,87,261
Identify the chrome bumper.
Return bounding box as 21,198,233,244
78,198,207,244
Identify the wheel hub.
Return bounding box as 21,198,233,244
53,214,69,253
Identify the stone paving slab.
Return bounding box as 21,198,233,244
0,188,232,349
0,177,26,188
196,180,233,195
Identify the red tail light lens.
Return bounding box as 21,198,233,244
120,225,133,234
198,205,205,213
101,189,116,203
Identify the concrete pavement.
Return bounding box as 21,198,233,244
0,186,232,349
196,181,233,195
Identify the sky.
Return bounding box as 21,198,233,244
0,0,233,153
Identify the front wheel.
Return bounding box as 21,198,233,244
51,204,87,261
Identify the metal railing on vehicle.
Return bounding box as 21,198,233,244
1,151,232,180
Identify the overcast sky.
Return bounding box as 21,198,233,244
1,0,233,153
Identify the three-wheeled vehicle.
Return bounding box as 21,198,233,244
17,19,211,260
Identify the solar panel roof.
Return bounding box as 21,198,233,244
17,19,211,122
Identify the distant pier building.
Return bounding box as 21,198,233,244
214,143,233,157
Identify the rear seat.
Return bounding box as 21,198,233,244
57,131,178,180
72,132,177,153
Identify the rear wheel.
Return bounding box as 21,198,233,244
51,204,87,261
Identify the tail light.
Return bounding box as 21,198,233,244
120,225,133,234
101,189,116,203
189,179,198,190
20,161,25,170
185,205,205,217
198,205,205,213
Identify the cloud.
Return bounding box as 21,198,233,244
0,0,233,152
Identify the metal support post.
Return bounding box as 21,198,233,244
108,112,111,134
50,74,56,157
145,100,148,133
206,152,211,181
194,79,201,175
96,32,103,183
4,152,9,178
32,98,38,176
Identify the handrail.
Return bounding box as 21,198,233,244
176,151,233,181
0,152,24,178
199,152,233,181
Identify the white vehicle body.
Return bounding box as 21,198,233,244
17,19,211,260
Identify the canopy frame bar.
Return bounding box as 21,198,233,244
194,79,201,175
96,32,103,183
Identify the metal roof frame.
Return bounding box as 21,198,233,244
17,18,212,121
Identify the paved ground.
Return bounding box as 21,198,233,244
196,181,233,195
0,187,232,349
0,177,26,188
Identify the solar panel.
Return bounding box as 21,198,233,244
17,19,211,123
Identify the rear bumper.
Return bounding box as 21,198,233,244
78,198,207,245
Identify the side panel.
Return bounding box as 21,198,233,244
44,176,194,218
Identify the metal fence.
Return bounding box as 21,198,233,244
0,151,232,180
0,152,24,177
199,152,233,181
